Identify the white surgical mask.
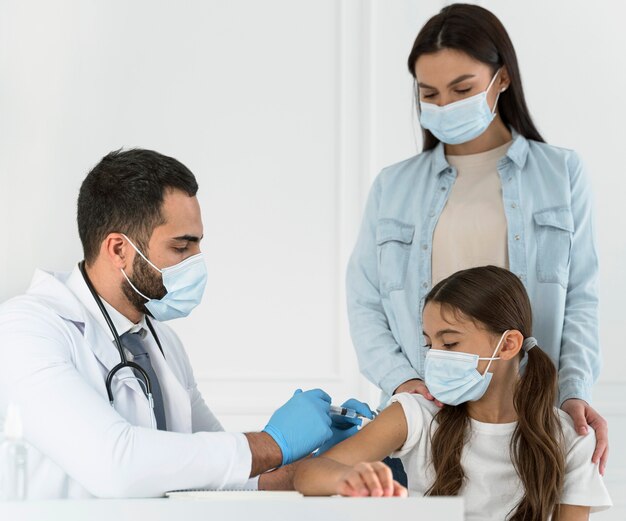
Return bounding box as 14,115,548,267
419,68,504,145
423,330,509,406
120,234,207,321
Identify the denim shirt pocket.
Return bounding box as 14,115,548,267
376,219,415,296
533,206,574,288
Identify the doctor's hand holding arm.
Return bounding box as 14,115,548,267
244,388,333,487
252,392,373,489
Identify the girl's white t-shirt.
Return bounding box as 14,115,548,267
390,393,611,520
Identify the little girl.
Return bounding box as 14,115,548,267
295,266,611,521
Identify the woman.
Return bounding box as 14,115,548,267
346,3,607,473
298,266,612,520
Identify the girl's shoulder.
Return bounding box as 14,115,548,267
554,408,613,511
388,393,440,457
555,408,598,456
388,392,440,421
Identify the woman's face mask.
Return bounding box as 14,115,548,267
418,67,504,145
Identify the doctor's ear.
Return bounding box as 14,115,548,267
498,330,523,360
102,233,133,270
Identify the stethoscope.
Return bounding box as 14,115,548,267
78,261,165,420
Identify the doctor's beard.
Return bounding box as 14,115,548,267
121,253,167,317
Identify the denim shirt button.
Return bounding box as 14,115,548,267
514,234,520,241
511,203,517,209
422,282,428,289
422,244,428,251
440,186,446,191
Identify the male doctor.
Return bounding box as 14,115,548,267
0,149,371,498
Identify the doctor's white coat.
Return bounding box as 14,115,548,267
0,268,255,498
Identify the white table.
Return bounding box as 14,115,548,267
0,496,464,521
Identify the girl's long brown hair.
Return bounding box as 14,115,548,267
424,266,564,521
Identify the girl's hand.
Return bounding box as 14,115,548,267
394,379,444,408
335,461,408,497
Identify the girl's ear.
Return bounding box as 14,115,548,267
499,329,523,360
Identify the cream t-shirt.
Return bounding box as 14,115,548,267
390,393,612,521
432,141,512,286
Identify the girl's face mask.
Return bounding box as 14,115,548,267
423,330,509,406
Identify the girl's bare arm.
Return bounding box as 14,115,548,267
294,402,408,496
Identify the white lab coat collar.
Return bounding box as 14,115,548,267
65,265,147,340
63,265,154,396
26,266,145,398
25,265,193,432
65,265,193,433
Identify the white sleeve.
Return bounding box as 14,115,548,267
560,427,612,512
0,305,253,498
388,393,428,458
189,384,226,433
156,323,224,433
158,319,259,491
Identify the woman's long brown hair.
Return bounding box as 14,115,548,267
407,3,544,151
424,266,564,521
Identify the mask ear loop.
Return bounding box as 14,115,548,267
487,68,504,115
119,234,163,302
480,329,510,377
120,268,152,301
412,80,422,152
121,234,162,273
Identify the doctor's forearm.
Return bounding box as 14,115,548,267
258,462,296,490
245,432,283,477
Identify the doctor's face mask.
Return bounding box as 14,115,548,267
120,234,208,321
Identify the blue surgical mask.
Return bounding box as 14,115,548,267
120,234,207,321
423,330,509,406
419,68,504,145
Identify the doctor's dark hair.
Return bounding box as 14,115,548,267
77,148,198,265
423,266,564,521
408,3,544,151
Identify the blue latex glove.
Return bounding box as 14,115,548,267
263,389,333,465
316,398,374,456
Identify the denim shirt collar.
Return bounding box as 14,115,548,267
431,128,530,176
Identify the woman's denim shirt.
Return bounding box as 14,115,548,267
346,131,600,406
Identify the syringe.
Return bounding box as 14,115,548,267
329,405,379,420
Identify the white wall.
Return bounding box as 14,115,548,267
0,0,381,430
0,0,624,516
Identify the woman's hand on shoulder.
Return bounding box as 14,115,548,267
561,398,608,476
336,461,408,497
394,379,444,408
